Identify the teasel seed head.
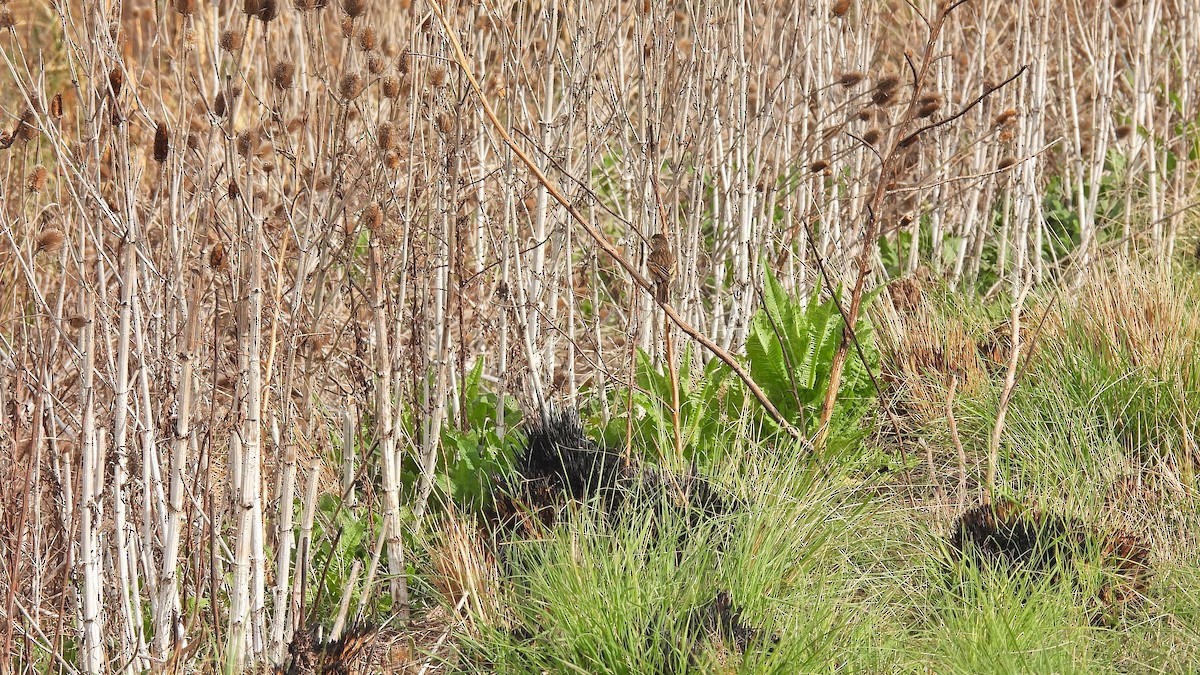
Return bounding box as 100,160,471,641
435,112,454,135
358,26,376,51
214,91,227,117
339,72,365,100
27,165,48,193
837,71,865,87
874,74,900,92
429,65,448,87
398,49,411,74
109,67,124,98
343,0,366,18
378,121,397,150
0,8,16,30
368,53,385,74
236,129,256,157
174,0,197,15
862,127,882,145
209,241,226,270
361,202,383,232
381,75,400,98
254,0,279,21
272,61,296,89
992,108,1018,127
383,152,401,170
186,132,199,151
154,122,169,162
220,29,244,52
15,108,37,142
36,229,65,256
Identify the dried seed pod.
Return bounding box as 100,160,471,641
186,133,199,151
383,152,400,169
36,229,65,255
917,100,940,118
15,109,37,142
153,122,169,162
253,0,278,21
831,0,851,17
381,75,401,98
398,49,411,74
874,74,899,92
429,66,448,86
992,108,1018,127
997,156,1017,171
0,8,16,30
214,91,227,117
837,71,865,87
367,53,384,74
343,0,366,17
339,72,364,100
378,121,397,150
358,26,376,51
27,165,48,193
210,241,226,269
109,67,124,97
220,29,244,52
236,129,256,156
862,127,882,145
361,202,383,231
227,179,239,199
174,0,197,14
435,112,454,135
50,93,63,118
272,61,296,89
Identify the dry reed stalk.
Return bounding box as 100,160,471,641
369,244,410,617
986,281,1032,503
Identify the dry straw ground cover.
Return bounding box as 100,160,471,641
1,0,1198,672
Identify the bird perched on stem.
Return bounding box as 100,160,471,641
647,233,675,304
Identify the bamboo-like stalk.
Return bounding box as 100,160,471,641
269,417,298,662
986,281,1032,502
78,296,104,673
369,245,410,616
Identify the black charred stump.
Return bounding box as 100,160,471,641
948,499,1152,626
651,590,777,673
490,408,738,535
277,623,379,675
950,498,1083,572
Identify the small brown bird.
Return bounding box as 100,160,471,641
647,233,675,304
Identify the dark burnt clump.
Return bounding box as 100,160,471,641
276,623,378,675
490,407,738,534
949,499,1152,626
649,590,777,673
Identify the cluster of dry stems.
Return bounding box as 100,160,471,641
0,0,1196,670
